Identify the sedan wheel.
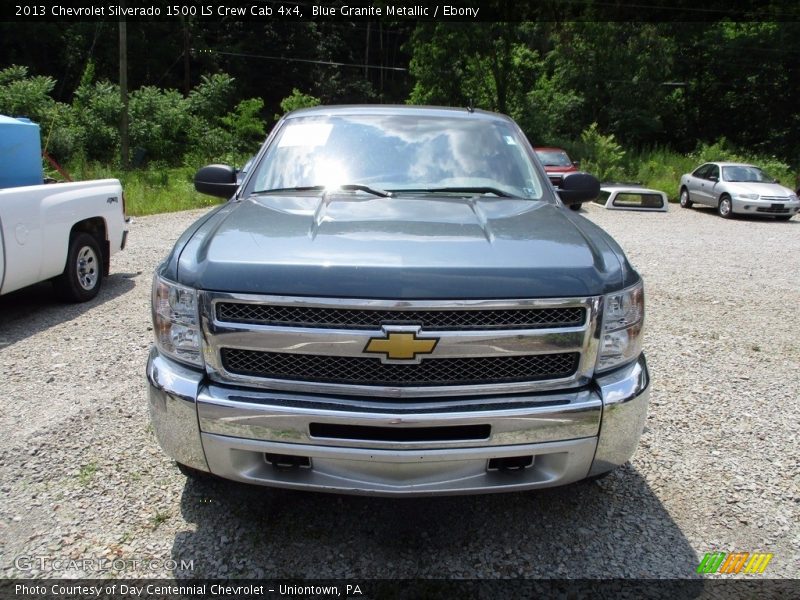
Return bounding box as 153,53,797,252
679,188,693,208
717,195,733,219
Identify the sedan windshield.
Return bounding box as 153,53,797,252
250,114,545,199
722,166,775,183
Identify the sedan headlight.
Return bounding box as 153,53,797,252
734,192,759,200
596,281,644,373
152,274,203,367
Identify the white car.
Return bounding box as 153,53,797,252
679,162,800,220
594,185,668,212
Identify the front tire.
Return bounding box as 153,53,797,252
54,232,103,302
717,194,733,219
679,188,693,208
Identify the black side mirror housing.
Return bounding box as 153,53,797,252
557,172,600,205
194,164,238,198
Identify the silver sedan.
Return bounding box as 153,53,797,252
679,162,799,220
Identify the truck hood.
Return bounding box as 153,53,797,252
173,193,632,299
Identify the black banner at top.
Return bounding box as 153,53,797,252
1,0,800,22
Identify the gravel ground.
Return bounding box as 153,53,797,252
0,202,797,580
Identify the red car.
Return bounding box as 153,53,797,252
535,146,580,186
535,147,581,210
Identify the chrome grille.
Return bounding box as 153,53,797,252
216,303,586,330
202,293,600,398
221,349,580,387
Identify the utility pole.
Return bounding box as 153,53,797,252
119,13,129,169
182,16,191,95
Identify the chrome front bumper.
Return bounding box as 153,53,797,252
147,348,650,496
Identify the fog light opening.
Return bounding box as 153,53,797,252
264,453,311,470
487,455,534,472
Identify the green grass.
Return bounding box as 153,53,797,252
150,510,170,530
47,142,796,215
62,162,225,216
77,462,98,486
627,145,795,202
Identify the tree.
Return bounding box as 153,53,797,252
406,22,540,120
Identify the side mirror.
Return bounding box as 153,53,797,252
194,164,238,198
572,161,580,169
709,175,718,182
557,172,600,205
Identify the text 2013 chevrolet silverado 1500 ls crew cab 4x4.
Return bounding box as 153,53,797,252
147,106,649,496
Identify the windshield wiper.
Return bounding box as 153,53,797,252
253,184,392,197
338,184,393,197
389,187,518,198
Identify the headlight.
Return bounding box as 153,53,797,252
734,192,759,200
789,193,798,202
152,274,203,367
596,281,644,373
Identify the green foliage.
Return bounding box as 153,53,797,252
0,64,266,167
221,98,265,151
71,79,123,162
690,139,792,185
276,88,320,120
65,159,227,216
0,64,57,122
406,23,540,119
187,73,235,121
577,123,626,182
128,86,192,163
623,141,793,202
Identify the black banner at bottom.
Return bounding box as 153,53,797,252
0,579,796,600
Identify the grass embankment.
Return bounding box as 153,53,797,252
65,162,224,216
627,146,795,202
54,144,796,215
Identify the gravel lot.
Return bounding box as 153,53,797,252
0,202,797,580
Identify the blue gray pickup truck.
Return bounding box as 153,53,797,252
147,105,649,495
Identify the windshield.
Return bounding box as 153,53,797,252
722,166,775,183
250,114,545,199
535,149,572,167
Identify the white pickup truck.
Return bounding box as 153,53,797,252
0,179,128,302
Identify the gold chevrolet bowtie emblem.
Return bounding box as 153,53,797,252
364,330,438,361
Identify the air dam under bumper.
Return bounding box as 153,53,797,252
147,348,649,496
